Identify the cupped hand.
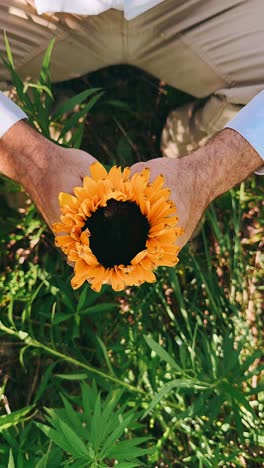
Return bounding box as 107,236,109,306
28,143,97,230
130,156,211,250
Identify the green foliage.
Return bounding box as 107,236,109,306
1,34,103,145
36,382,153,467
0,38,263,467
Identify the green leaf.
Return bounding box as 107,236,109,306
79,303,117,316
96,336,115,376
55,373,88,381
36,422,75,455
0,405,35,431
223,382,256,416
4,32,14,68
8,449,15,468
7,297,15,327
19,345,30,368
109,437,153,458
60,394,84,437
114,464,141,468
101,414,134,458
34,449,50,468
36,418,88,459
77,284,90,312
52,312,73,324
39,37,55,84
144,335,182,371
68,123,85,149
81,382,92,424
90,393,103,451
1,57,32,111
52,88,101,121
246,381,264,395
58,92,104,140
143,379,209,418
23,83,53,100
33,363,57,404
207,394,224,425
236,351,263,378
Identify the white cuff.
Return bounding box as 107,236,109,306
0,92,28,138
224,90,264,175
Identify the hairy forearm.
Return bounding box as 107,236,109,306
194,128,263,201
0,120,98,230
0,120,51,187
0,121,62,227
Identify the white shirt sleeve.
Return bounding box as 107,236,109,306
224,90,264,175
0,92,27,138
34,0,165,20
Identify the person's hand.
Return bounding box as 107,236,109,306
28,144,97,230
130,156,211,250
0,120,97,230
1,123,262,254
130,128,264,251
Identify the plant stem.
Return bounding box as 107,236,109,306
0,322,143,395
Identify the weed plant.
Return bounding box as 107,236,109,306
0,38,263,467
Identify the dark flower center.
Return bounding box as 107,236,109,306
83,198,150,268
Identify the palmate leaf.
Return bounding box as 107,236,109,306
44,406,84,441
34,384,151,466
35,420,88,460
108,437,154,459
60,394,85,438
100,413,134,458
99,393,126,443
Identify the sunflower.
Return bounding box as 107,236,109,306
53,162,184,292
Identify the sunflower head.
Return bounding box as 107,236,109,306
53,162,184,292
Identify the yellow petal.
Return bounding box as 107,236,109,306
140,167,150,183
80,230,90,246
52,222,71,234
111,270,125,291
89,162,108,181
131,249,148,265
122,166,131,181
108,166,123,189
58,192,79,210
71,274,87,289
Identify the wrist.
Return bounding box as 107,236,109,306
194,128,264,202
0,121,54,189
